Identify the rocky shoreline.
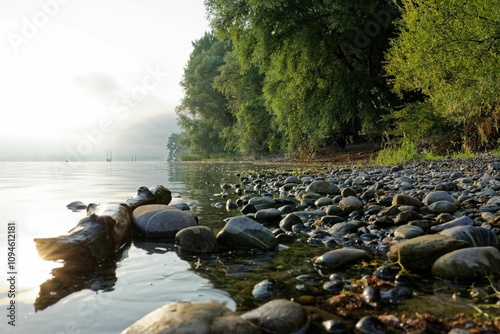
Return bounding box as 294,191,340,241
123,156,500,333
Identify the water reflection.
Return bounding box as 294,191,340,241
132,237,176,254
34,242,131,311
0,162,249,332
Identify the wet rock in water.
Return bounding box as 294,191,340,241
428,200,458,214
394,272,414,286
362,286,381,308
439,225,498,247
315,248,372,270
323,280,344,294
175,226,218,253
149,185,173,206
252,279,276,298
394,225,425,239
322,318,350,334
383,286,414,304
212,202,224,209
170,202,191,211
121,301,259,334
132,204,198,238
373,265,401,281
354,316,388,334
66,201,87,211
279,213,303,232
339,196,363,214
306,180,339,195
126,185,171,210
241,299,309,334
392,194,422,208
296,274,318,283
423,190,455,206
254,208,282,222
387,234,468,271
430,215,474,233
216,216,278,250
431,246,500,282
226,199,238,210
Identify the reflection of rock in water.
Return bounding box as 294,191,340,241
33,185,173,312
34,243,130,312
132,236,176,254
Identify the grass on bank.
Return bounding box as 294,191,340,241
375,136,500,166
177,135,500,165
374,136,441,165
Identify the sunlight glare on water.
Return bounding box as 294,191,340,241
0,161,236,333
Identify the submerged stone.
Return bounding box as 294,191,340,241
315,248,372,269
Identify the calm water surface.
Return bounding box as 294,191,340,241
0,161,252,333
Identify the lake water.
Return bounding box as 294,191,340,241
0,161,252,333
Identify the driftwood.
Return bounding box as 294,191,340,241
34,185,172,263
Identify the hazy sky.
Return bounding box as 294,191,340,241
0,0,210,161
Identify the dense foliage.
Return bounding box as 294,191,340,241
171,0,500,160
386,0,500,151
175,33,235,157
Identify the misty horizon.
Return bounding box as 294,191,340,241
1,1,209,163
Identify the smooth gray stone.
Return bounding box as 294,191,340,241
241,299,309,334
122,301,259,334
387,234,468,271
432,246,500,282
132,204,197,238
315,247,372,269
216,216,278,250
175,226,218,253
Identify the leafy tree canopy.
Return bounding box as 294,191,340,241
175,32,236,157
385,0,500,149
205,0,402,154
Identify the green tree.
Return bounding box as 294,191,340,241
206,0,401,155
166,133,182,161
213,51,277,154
176,32,236,157
385,0,500,150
